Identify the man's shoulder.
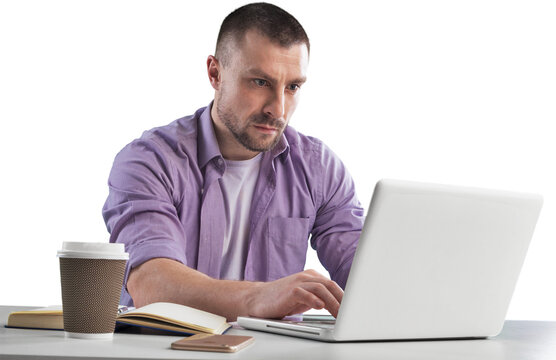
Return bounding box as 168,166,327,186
282,126,348,180
284,126,339,161
284,125,324,153
140,107,203,146
120,106,205,158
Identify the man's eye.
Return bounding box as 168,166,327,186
254,79,267,87
288,84,300,91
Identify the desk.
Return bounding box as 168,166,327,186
1,306,555,360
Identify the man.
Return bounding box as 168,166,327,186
102,2,364,322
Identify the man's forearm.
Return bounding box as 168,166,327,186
127,257,343,321
127,258,258,321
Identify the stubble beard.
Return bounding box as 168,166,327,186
216,94,286,153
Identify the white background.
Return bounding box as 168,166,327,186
0,1,554,320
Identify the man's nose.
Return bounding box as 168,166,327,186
264,90,285,120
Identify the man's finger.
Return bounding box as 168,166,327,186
299,282,341,317
291,286,325,310
317,278,344,305
297,271,344,305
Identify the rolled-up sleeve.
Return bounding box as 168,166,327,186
102,137,187,305
310,145,364,290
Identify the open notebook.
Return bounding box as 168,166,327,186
7,302,230,335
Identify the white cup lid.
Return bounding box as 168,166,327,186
57,242,129,260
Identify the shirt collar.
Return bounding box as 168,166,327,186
197,102,223,169
270,130,290,163
197,102,291,168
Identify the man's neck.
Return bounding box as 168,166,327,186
210,104,260,161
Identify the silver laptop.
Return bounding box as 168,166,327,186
238,179,543,341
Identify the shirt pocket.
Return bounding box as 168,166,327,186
267,216,311,281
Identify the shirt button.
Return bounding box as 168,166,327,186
217,158,223,166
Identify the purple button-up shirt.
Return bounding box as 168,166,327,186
102,104,364,306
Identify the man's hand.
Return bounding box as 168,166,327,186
245,269,343,319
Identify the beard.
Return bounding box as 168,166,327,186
216,95,286,153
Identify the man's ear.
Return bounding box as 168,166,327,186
207,55,221,90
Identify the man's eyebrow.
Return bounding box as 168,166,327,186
291,76,307,85
245,68,307,85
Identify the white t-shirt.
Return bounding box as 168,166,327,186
218,153,262,280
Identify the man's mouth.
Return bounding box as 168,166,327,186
253,124,278,134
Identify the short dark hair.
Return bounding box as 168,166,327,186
215,2,310,67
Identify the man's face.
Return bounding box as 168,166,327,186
213,30,309,157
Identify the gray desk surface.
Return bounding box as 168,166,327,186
1,306,555,360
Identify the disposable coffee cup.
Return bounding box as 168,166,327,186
57,242,129,339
